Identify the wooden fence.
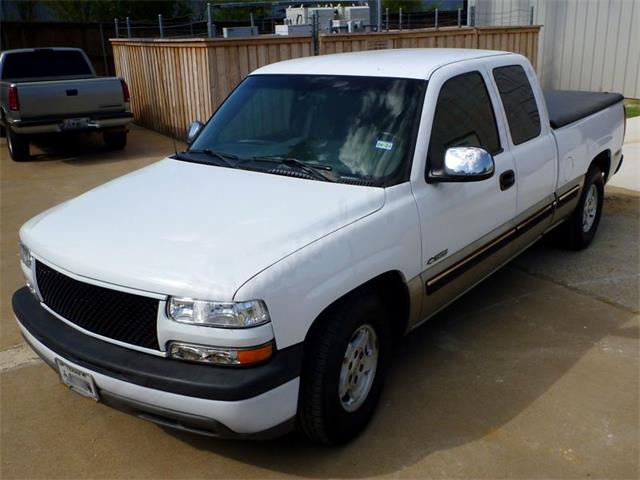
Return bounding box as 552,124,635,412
111,26,540,139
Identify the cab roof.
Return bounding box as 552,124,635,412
252,48,515,80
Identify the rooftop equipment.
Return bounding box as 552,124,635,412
280,4,370,35
223,26,259,38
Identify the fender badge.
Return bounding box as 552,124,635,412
427,249,448,265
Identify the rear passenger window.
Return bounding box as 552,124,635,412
1,50,92,80
428,72,501,171
493,65,541,145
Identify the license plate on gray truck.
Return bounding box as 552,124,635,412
62,118,89,130
56,358,99,400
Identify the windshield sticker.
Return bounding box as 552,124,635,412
375,140,393,151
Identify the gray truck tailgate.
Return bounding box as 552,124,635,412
16,77,126,119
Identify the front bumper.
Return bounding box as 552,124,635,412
7,112,133,134
13,287,301,438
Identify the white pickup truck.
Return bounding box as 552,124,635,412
13,49,625,444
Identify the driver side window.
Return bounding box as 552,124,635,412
427,72,501,174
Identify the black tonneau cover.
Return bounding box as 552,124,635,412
544,90,624,129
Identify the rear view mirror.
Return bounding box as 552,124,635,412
186,121,204,145
429,147,495,182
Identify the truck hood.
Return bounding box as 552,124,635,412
21,159,385,300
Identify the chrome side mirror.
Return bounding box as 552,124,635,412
429,146,495,182
186,121,204,145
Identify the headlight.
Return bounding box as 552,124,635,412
167,297,270,328
19,242,32,268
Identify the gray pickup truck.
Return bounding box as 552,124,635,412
0,48,133,161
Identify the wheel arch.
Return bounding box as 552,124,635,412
590,149,611,182
303,270,411,350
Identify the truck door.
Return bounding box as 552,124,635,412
410,64,517,323
489,61,557,235
491,62,557,223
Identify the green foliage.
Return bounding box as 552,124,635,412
14,0,39,21
43,0,192,22
210,0,270,21
382,1,441,13
624,99,640,119
42,1,94,22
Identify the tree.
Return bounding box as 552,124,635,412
382,1,442,12
2,0,41,21
209,0,270,22
44,0,192,22
43,0,94,22
382,1,422,13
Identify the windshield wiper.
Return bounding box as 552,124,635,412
251,155,335,182
176,149,238,168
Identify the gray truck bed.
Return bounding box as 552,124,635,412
544,90,624,129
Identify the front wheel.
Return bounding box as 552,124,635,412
297,292,391,444
560,166,604,250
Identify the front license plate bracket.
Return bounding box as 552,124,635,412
56,358,99,401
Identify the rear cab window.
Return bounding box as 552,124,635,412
1,50,93,81
427,71,501,174
492,65,541,145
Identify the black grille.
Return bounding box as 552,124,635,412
35,261,160,350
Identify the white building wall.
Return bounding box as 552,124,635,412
469,0,639,98
472,0,530,25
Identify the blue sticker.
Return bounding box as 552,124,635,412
375,140,393,151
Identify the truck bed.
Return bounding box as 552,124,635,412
544,90,624,129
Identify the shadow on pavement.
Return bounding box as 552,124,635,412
23,132,116,162
20,129,179,167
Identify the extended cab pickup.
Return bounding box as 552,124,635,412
0,48,132,161
13,49,625,444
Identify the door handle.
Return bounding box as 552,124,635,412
500,170,515,191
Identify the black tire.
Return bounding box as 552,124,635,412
297,291,391,444
103,131,127,150
560,166,604,250
6,126,30,161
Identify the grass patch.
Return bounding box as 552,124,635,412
624,98,640,118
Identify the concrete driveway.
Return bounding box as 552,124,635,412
609,116,640,193
1,126,638,479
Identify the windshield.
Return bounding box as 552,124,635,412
189,74,426,186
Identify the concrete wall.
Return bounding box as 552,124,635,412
469,0,640,98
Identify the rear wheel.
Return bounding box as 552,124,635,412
103,131,127,150
560,166,604,250
297,292,391,444
6,126,30,161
